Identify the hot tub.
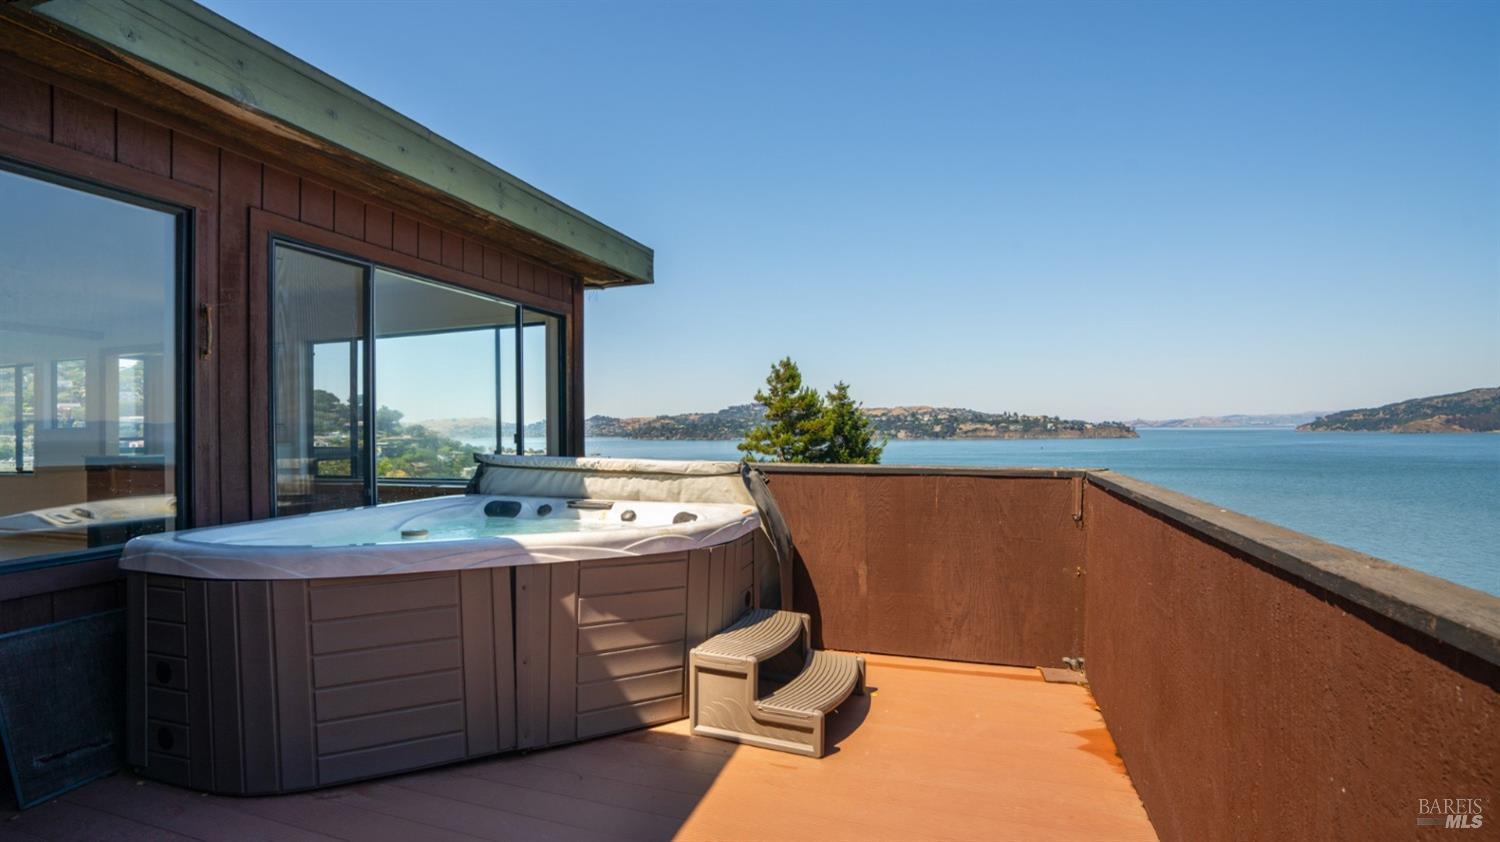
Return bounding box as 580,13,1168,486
122,494,761,580
121,457,780,794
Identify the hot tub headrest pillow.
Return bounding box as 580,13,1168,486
468,455,756,507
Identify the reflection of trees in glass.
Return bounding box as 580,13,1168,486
311,388,356,477
117,357,147,448
376,403,476,479
376,405,404,435
312,388,350,439
54,358,87,428
0,365,35,471
0,369,14,466
309,388,483,479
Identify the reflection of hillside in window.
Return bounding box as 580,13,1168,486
53,359,87,428
311,382,358,478
117,356,146,451
0,365,35,473
373,268,516,480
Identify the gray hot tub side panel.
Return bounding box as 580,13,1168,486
127,532,763,794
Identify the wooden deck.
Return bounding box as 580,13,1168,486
1,654,1155,841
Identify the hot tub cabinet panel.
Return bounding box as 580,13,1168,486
519,534,760,750
126,533,763,794
128,568,513,793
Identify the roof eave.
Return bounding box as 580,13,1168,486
25,0,653,287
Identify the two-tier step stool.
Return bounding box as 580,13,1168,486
689,608,866,758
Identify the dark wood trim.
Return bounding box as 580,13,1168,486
0,557,121,603
1085,471,1500,668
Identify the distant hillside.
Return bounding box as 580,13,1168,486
586,405,766,440
1297,388,1500,433
586,404,1136,441
414,417,547,440
1130,412,1324,429
864,406,1135,439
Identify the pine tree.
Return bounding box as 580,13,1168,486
738,358,827,462
813,381,885,464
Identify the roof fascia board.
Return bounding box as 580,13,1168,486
30,0,653,286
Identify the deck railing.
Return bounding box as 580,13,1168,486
760,463,1500,842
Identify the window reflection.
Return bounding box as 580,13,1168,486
270,243,567,514
0,365,35,473
52,359,87,429
271,245,367,515
374,269,516,482
0,167,179,566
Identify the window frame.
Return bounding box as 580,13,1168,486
266,237,568,511
0,158,193,573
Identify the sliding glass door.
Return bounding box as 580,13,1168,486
270,241,564,514
270,246,367,516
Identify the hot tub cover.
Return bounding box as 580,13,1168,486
119,458,762,580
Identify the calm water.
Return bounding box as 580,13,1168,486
583,430,1500,596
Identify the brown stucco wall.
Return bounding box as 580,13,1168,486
762,468,1088,667
1084,482,1500,841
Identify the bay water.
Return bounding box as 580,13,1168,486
581,430,1500,596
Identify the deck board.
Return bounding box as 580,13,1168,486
0,654,1155,841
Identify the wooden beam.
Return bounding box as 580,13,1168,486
5,0,652,287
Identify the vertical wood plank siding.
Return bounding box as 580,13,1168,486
0,58,582,626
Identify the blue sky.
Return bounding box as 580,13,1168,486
203,0,1498,421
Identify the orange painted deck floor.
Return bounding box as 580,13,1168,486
2,654,1156,841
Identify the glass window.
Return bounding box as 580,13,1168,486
270,241,567,513
0,167,180,567
373,269,516,483
522,310,563,455
271,245,367,515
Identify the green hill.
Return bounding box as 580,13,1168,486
1297,388,1500,433
586,404,1137,441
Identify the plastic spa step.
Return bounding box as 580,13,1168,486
693,608,806,663
689,609,866,758
757,650,865,718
